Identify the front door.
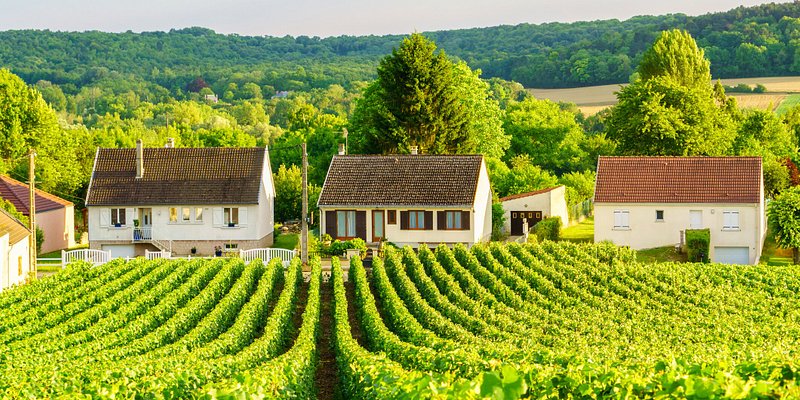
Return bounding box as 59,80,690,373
689,210,702,229
139,208,153,240
372,210,384,242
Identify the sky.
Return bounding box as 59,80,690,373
0,0,780,38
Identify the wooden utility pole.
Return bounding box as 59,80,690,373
28,150,37,279
301,142,309,265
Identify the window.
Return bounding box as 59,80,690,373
723,211,740,230
224,207,239,226
409,211,425,230
169,207,178,223
111,208,126,226
655,210,664,222
613,210,630,229
387,210,397,225
445,211,463,230
182,207,191,222
337,210,356,238
224,243,238,250
195,207,203,222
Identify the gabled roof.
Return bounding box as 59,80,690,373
595,156,762,204
0,175,72,215
318,155,484,207
86,147,267,206
500,185,563,202
0,207,30,245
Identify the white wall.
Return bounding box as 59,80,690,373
88,203,267,243
473,159,493,243
594,202,764,264
1,234,30,291
37,206,75,254
502,186,569,233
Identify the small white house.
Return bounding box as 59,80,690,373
0,208,31,291
317,153,493,248
594,156,765,265
86,141,275,258
500,185,569,235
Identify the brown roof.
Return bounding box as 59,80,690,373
0,208,30,244
318,155,484,207
86,147,267,206
595,156,762,204
0,175,72,215
500,185,563,202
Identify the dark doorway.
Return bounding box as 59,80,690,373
510,211,542,235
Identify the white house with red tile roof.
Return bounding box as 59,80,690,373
0,208,30,290
499,185,568,235
0,175,74,254
594,156,765,264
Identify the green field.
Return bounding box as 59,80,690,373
2,241,800,398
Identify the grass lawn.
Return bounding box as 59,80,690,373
274,233,299,250
38,244,88,259
560,217,594,243
636,246,687,264
760,229,794,265
776,93,800,115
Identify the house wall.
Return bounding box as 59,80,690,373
36,206,75,254
473,160,494,243
1,235,30,291
88,202,273,256
501,186,569,233
594,202,764,264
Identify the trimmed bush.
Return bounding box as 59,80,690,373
685,229,710,262
534,217,561,241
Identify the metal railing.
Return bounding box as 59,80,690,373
133,227,153,241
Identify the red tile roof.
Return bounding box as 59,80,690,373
595,156,762,204
0,207,30,244
499,186,563,202
318,155,484,207
0,175,72,215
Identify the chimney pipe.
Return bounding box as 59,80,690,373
410,145,418,155
165,138,175,148
136,139,144,179
338,143,345,155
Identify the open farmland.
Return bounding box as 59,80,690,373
1,242,800,398
530,76,800,115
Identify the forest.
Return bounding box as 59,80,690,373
2,2,800,231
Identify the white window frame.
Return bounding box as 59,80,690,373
722,210,740,230
613,210,630,229
111,208,126,227
224,207,239,227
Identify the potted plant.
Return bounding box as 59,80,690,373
190,246,197,255
214,246,223,257
228,222,236,227
133,219,141,239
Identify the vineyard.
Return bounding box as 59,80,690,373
2,242,800,398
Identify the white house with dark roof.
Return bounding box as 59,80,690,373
86,141,275,258
594,156,765,265
317,153,493,248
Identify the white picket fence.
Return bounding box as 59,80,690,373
239,248,295,266
144,250,171,260
61,249,111,266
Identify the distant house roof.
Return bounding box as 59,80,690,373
318,155,484,207
86,147,268,206
594,156,762,204
0,207,30,244
0,175,72,215
500,185,563,202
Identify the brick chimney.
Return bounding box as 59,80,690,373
136,139,144,179
338,143,345,155
410,145,419,155
165,138,175,148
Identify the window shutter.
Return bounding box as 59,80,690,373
238,207,248,226
100,209,110,227
437,211,446,230
400,211,409,230
462,211,470,230
213,208,223,227
356,211,367,240
621,211,629,228
424,211,433,230
614,211,621,227
325,211,337,237
125,208,134,225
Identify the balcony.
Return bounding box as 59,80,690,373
133,227,153,241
